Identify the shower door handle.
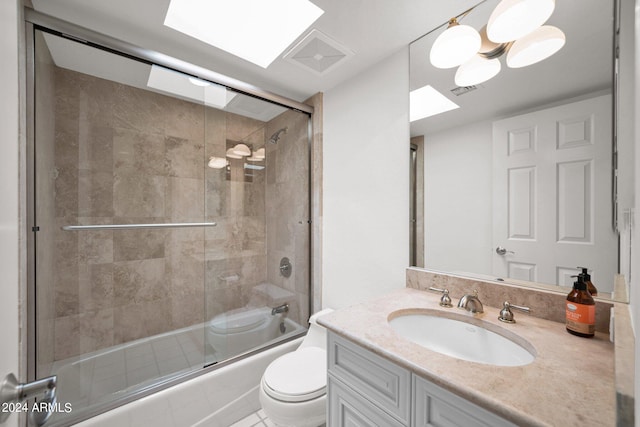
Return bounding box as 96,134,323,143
62,222,216,231
0,373,57,425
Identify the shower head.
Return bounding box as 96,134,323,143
268,127,288,144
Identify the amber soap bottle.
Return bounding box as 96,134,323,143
566,275,595,338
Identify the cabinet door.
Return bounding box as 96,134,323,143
413,376,516,427
329,375,406,427
328,333,411,424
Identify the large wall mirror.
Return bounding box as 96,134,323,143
410,0,633,302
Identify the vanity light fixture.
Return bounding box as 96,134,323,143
455,54,501,87
429,0,564,88
487,0,556,43
506,25,566,68
429,18,481,69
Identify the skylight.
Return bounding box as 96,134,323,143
164,0,324,68
147,65,235,109
410,85,460,121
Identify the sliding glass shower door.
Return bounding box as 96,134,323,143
30,27,310,426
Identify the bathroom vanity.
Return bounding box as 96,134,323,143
318,287,617,427
327,332,515,426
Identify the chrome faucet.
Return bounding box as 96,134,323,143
271,303,289,316
457,290,484,313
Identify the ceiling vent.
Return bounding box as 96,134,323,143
283,29,354,75
450,85,480,96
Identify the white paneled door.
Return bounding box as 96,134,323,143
492,95,617,288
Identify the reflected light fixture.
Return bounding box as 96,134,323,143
487,0,556,43
208,157,227,169
231,143,252,157
430,18,481,69
455,54,501,86
247,147,265,162
226,148,243,159
506,25,566,68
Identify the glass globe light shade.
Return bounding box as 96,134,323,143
506,25,565,68
455,55,501,86
430,22,481,69
487,0,555,43
226,148,243,159
248,147,265,161
231,143,251,157
207,156,227,169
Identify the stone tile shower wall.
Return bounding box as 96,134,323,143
47,66,306,363
265,111,311,324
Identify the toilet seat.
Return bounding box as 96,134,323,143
262,347,326,403
209,307,269,334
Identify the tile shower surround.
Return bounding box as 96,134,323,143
43,66,309,366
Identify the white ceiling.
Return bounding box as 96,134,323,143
31,0,479,102
30,0,613,134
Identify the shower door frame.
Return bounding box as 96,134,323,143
24,7,315,425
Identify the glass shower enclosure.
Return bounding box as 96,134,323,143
29,23,311,426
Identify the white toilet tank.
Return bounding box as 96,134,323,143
299,308,333,350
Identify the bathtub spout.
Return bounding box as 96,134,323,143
271,304,289,315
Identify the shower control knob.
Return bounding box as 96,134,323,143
279,257,292,278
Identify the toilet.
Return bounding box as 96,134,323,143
259,308,333,427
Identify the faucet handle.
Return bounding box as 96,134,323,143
428,287,453,308
498,301,530,323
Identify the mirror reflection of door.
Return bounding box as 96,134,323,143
410,144,417,266
410,138,424,268
492,94,616,286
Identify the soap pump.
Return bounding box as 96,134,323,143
565,274,595,338
578,266,597,296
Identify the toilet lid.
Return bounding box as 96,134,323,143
209,307,268,333
263,347,326,402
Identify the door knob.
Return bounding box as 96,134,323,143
496,246,515,256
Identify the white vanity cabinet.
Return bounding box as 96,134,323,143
327,332,516,427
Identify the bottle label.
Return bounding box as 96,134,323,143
566,302,595,334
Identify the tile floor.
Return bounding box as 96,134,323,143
230,409,275,427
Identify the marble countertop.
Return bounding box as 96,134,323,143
317,287,615,427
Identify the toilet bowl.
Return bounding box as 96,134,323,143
259,308,333,427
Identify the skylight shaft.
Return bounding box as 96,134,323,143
164,0,324,68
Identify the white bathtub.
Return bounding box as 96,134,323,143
48,316,305,426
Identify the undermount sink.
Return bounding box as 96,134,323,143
388,311,535,367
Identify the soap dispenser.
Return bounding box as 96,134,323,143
565,274,595,338
578,266,597,296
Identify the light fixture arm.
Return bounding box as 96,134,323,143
478,41,513,60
